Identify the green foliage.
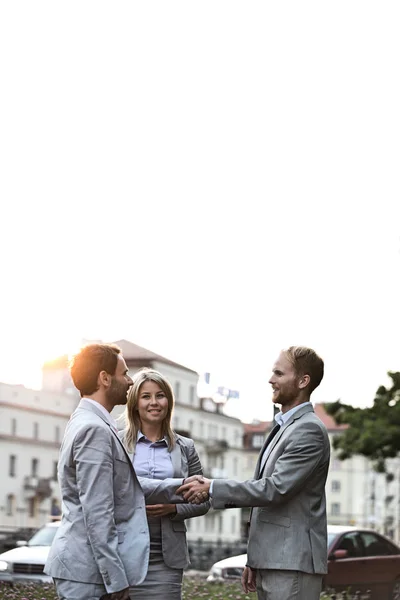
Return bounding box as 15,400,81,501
325,371,400,472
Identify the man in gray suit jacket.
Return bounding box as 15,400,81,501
178,346,330,600
45,344,186,600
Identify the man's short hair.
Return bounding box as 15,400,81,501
70,343,121,397
283,346,324,394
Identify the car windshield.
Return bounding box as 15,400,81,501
28,526,58,547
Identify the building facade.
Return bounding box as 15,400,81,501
0,383,77,538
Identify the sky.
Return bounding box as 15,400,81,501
0,1,399,423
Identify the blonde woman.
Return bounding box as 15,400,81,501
121,368,209,600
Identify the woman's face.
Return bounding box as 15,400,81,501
137,380,169,428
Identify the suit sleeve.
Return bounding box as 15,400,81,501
173,440,210,521
74,425,128,593
212,421,329,509
138,476,186,504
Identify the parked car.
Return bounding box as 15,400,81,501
0,520,60,584
207,525,400,600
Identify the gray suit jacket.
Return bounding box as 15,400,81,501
212,403,330,575
132,434,210,569
44,400,184,593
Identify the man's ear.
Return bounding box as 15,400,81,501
99,370,111,388
298,374,310,390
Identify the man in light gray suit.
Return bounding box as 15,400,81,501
178,346,330,600
45,344,187,600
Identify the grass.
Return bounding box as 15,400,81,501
0,579,360,599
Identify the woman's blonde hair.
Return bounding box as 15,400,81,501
121,367,176,453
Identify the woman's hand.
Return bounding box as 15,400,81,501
145,504,177,517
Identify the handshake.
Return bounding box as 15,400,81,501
176,475,211,504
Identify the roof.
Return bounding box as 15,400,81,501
314,403,348,431
244,420,273,433
42,339,198,376
112,339,198,375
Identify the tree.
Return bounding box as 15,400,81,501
325,371,400,473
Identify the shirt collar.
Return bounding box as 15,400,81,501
274,402,310,427
137,430,168,444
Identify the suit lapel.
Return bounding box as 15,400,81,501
255,424,281,477
170,442,182,477
257,403,315,476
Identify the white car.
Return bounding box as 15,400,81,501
0,520,60,584
207,552,247,582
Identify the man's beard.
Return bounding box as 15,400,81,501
106,378,129,406
273,384,299,405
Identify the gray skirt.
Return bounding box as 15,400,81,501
129,517,183,600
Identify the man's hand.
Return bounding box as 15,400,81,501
101,587,130,600
241,566,257,593
145,504,176,517
176,475,211,504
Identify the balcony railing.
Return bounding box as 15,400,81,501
204,439,229,454
23,476,52,499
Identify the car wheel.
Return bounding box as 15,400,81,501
391,578,400,600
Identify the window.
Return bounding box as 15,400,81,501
31,458,39,477
6,494,15,517
174,382,180,401
331,503,341,516
331,480,341,492
331,459,341,470
55,426,60,443
50,498,61,517
252,434,264,448
199,422,204,437
231,515,236,533
335,532,363,558
9,455,16,477
11,418,17,435
28,497,37,518
33,422,39,439
360,532,398,556
218,514,223,534
188,420,194,435
189,385,195,404
52,461,58,481
233,457,238,476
